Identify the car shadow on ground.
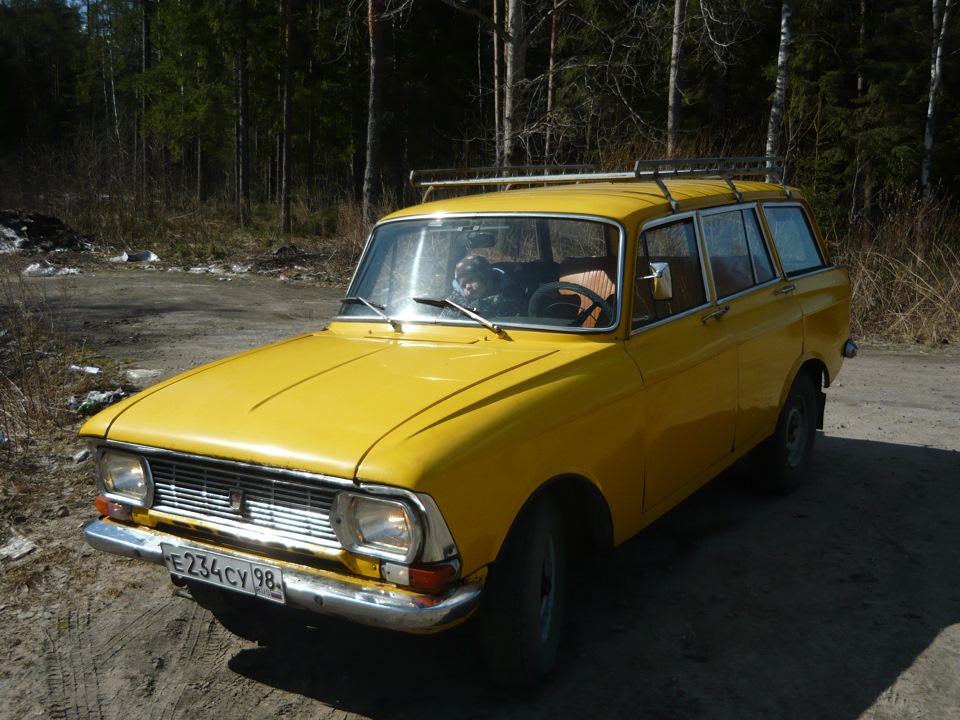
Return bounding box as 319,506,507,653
226,435,960,719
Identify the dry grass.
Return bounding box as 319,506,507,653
0,263,105,466
54,194,382,280
837,191,960,346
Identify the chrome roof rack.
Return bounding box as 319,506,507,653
410,165,597,201
409,156,790,207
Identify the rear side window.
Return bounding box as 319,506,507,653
763,205,825,277
701,207,776,299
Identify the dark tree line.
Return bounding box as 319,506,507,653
1,0,958,231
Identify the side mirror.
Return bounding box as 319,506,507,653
641,261,673,301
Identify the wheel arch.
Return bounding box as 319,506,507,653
502,474,614,558
788,357,828,430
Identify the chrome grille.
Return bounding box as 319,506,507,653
148,455,341,549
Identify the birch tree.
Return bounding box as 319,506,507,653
503,0,526,166
667,0,687,157
362,0,386,223
544,0,559,164
766,0,792,164
921,0,955,199
437,0,525,166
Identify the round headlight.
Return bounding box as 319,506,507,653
98,451,152,506
331,493,422,563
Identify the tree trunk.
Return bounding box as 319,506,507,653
306,57,316,206
545,0,559,165
667,0,687,158
279,0,293,233
858,0,872,215
196,136,203,203
362,0,385,224
237,0,251,227
503,0,525,167
102,7,121,150
139,0,153,201
766,0,792,167
493,0,503,166
922,0,955,199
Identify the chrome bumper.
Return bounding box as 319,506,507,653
83,518,483,633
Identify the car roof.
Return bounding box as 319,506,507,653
382,179,798,226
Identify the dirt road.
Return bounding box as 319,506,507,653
2,269,959,720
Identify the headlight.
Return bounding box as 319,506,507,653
97,451,153,507
330,493,422,563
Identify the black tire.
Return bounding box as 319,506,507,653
751,371,818,494
187,580,291,644
480,495,567,689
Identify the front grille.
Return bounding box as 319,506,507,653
148,454,342,550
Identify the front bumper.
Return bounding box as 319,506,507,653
83,518,483,633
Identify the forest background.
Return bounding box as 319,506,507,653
2,0,960,346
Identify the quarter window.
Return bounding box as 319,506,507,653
763,205,825,277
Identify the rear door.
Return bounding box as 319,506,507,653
699,204,803,449
628,214,738,512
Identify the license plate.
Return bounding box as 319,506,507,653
161,543,286,604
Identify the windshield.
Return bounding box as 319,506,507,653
339,216,622,331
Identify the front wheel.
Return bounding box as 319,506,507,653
480,495,567,689
751,371,818,494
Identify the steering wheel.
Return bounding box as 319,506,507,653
528,281,615,326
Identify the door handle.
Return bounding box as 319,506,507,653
774,284,797,295
701,305,730,323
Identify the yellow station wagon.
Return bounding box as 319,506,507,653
82,157,855,687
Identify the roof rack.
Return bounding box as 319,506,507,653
409,156,790,207
409,165,597,201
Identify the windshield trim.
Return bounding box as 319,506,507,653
338,211,627,334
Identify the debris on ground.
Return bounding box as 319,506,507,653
68,388,129,415
0,532,36,561
0,210,94,254
22,262,81,277
111,250,161,263
123,368,161,383
127,250,160,262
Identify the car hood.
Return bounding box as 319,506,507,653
83,329,557,479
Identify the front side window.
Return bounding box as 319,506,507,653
634,217,706,328
763,205,825,277
340,216,622,331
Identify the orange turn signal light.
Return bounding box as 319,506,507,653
95,495,133,521
408,562,459,592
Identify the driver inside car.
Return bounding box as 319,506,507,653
447,255,526,317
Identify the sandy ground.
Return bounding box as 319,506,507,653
1,268,958,720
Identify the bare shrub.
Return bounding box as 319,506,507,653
0,265,100,464
838,190,960,345
331,191,399,273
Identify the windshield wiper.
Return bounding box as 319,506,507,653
413,297,506,337
341,296,402,332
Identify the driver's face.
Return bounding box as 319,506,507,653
458,272,489,298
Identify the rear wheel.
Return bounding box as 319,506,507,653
480,495,567,689
752,371,818,494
